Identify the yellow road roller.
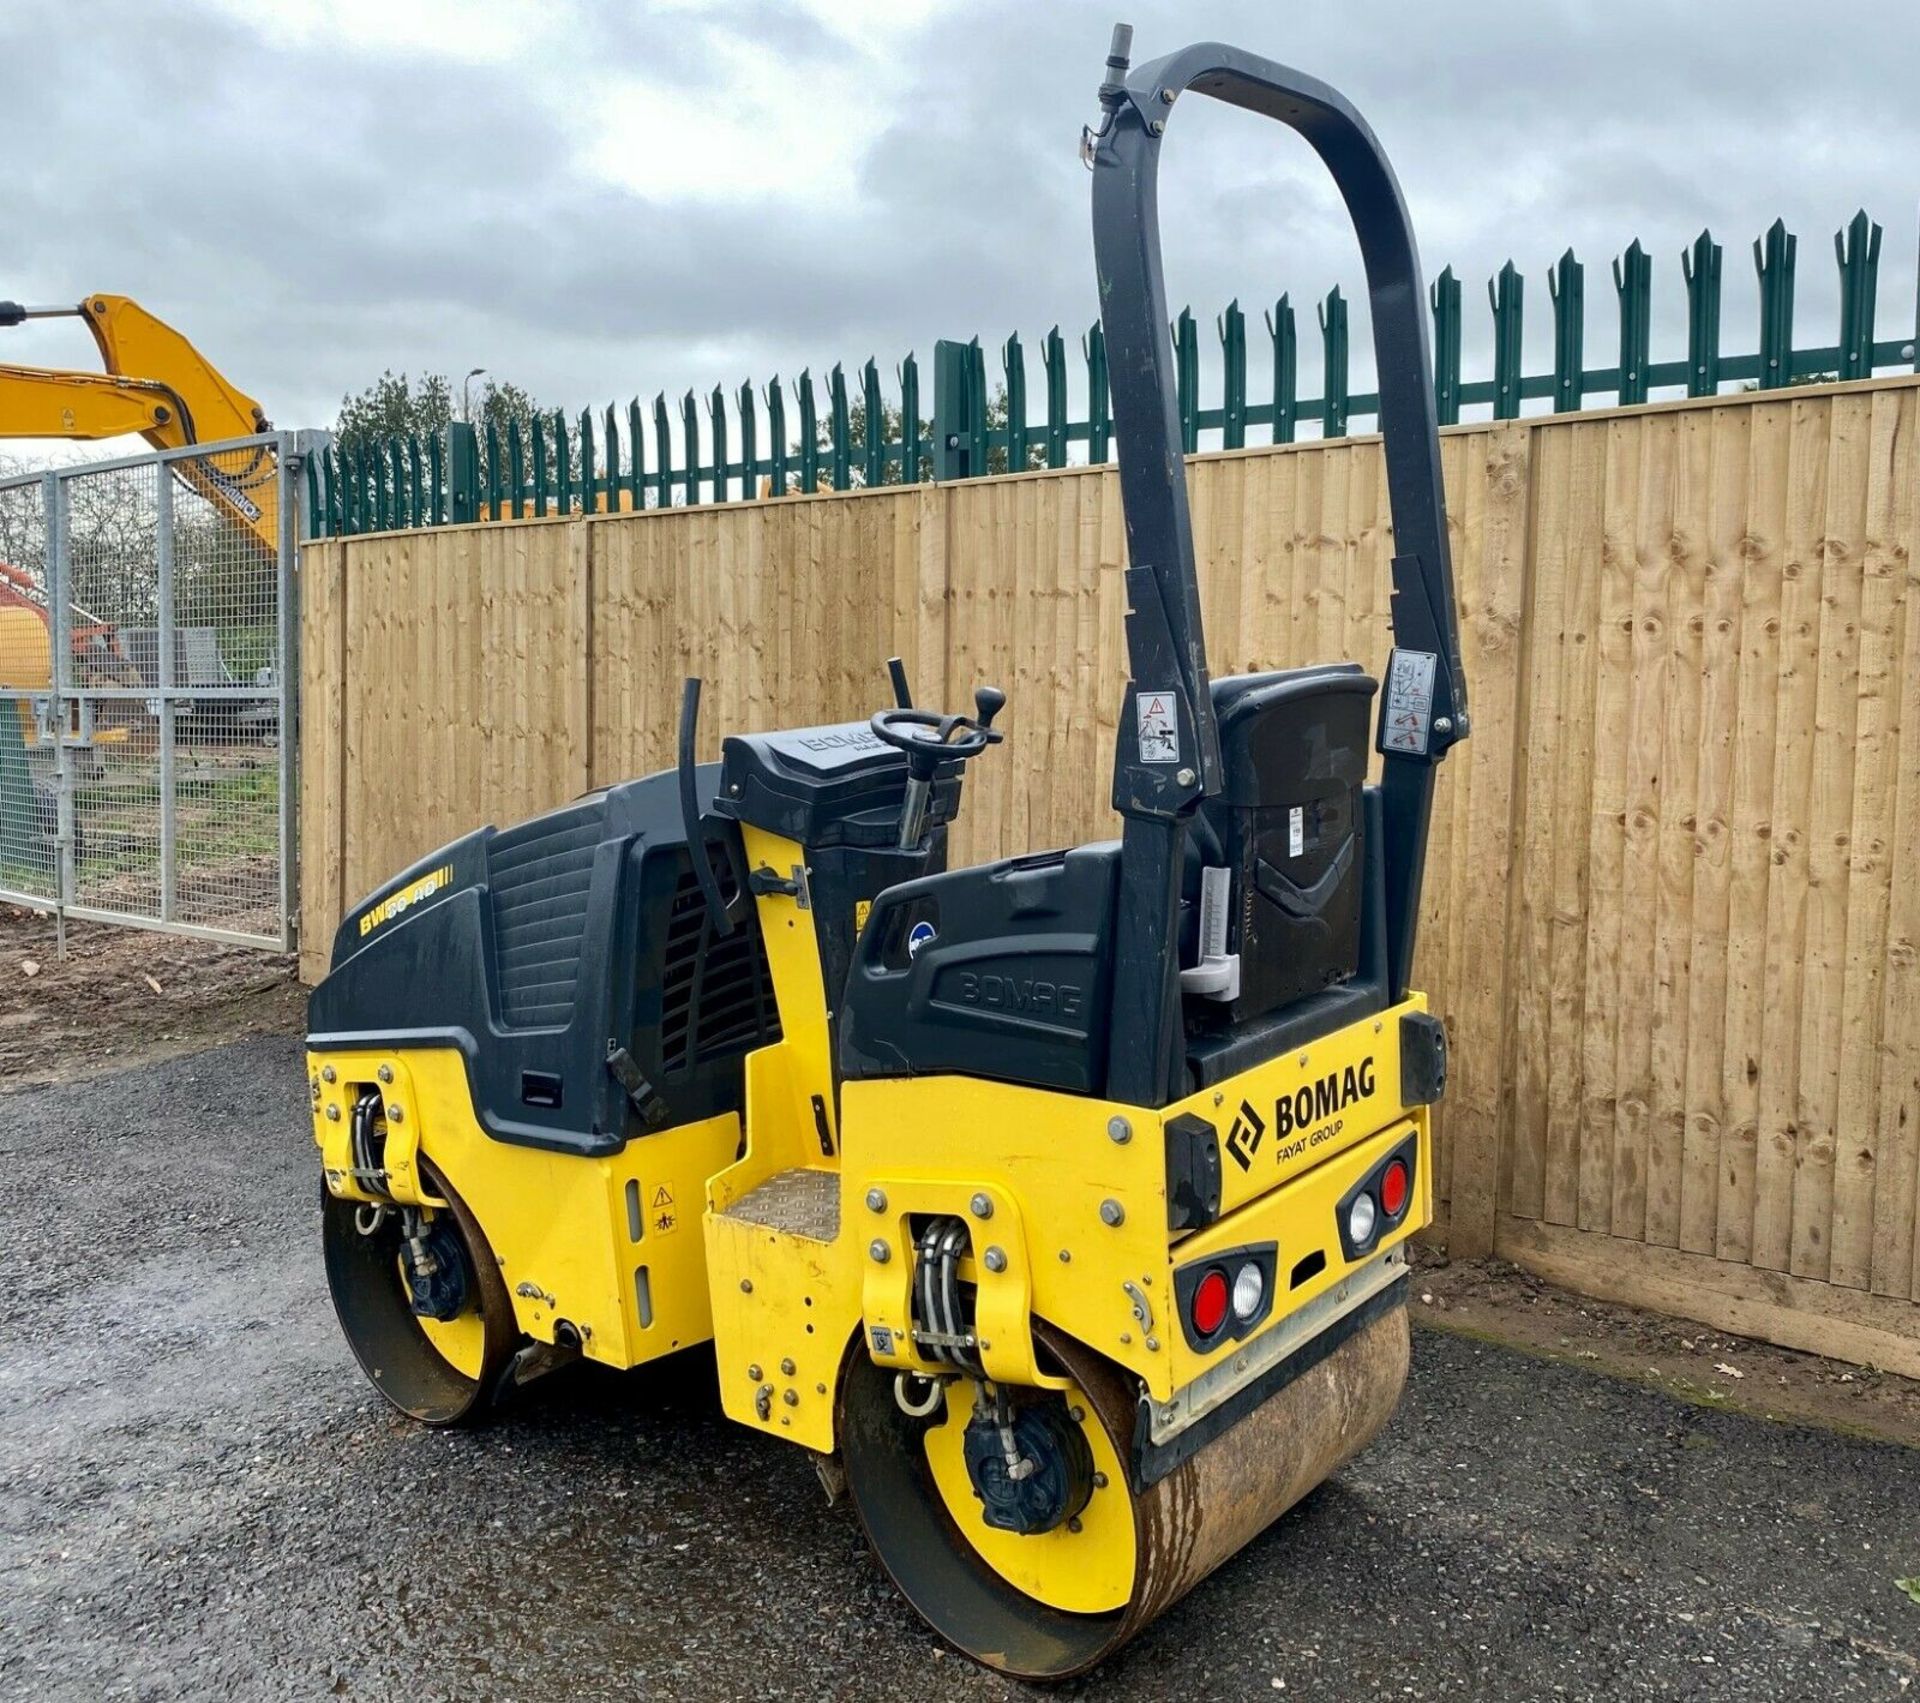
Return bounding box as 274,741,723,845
307,27,1469,1679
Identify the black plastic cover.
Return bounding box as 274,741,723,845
715,720,960,849
839,843,1122,1094
308,766,780,1156
1400,1010,1448,1105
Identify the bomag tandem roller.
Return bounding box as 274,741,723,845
307,29,1468,1680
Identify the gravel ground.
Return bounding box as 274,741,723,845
2,1035,1917,1702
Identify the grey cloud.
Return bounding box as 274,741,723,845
3,0,1915,433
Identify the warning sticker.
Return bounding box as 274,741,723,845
1136,690,1180,764
1289,805,1305,859
1382,649,1439,756
650,1183,677,1235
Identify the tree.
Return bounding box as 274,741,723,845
332,371,548,459
332,370,454,458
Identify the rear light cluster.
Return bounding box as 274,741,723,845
1174,1243,1277,1353
1337,1135,1419,1261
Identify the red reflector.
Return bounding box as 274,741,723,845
1380,1158,1410,1218
1191,1268,1230,1337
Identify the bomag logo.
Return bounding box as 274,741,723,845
953,972,1083,1016
1227,1055,1378,1171
1276,1056,1376,1135
358,864,454,938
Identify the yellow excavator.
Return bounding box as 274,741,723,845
0,294,277,806
0,295,280,873
0,293,279,559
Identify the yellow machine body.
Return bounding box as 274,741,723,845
310,1046,738,1369
308,828,1432,1431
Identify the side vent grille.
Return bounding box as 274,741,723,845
489,801,606,1029
659,852,780,1074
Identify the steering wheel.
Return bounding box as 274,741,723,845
869,703,1003,777
870,687,1007,849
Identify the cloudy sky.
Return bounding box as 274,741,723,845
3,0,1916,451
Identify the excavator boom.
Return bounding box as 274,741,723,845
0,294,277,557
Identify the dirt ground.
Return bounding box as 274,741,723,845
0,902,304,1086
3,903,1916,1454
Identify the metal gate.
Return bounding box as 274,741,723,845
0,431,315,950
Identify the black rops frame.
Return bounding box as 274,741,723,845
1088,29,1470,1107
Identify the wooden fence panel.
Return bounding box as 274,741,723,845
297,377,1920,1371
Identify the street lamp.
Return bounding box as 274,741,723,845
461,367,487,424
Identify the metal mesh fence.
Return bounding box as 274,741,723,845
66,456,163,922
0,434,297,947
165,446,284,937
0,478,54,903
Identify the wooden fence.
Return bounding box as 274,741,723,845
300,375,1920,1376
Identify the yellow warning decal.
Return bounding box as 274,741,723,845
855,899,873,935
359,864,454,937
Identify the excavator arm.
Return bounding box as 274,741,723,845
0,295,277,558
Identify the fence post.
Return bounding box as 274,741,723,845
1173,307,1200,452
303,452,323,539
1003,333,1028,472
708,386,728,502
1683,229,1723,397
766,378,789,497
1488,261,1523,421
579,409,597,515
828,365,852,490
932,338,982,481
737,382,758,500
1430,269,1461,427
1268,294,1297,443
653,396,672,509
1219,299,1246,450
1835,209,1882,381
798,370,819,494
1042,328,1068,468
1319,286,1349,438
155,468,175,924
862,358,885,487
604,402,622,510
44,470,72,933
1614,239,1652,406
406,436,425,528
1754,217,1797,390
1082,323,1111,464
898,355,922,484
447,422,480,523
680,393,700,506
1549,249,1584,412
628,398,646,510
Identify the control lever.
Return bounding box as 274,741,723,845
676,677,737,938
887,656,914,709
973,685,1006,730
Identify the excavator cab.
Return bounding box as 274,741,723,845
305,28,1468,1679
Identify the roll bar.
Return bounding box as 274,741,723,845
1088,28,1469,1104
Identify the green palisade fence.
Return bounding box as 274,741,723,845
308,211,1920,536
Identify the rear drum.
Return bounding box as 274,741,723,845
838,1307,1410,1680
320,1157,520,1426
